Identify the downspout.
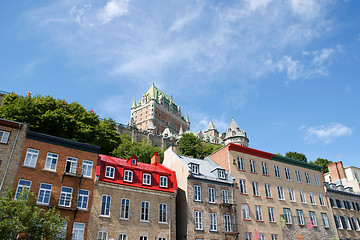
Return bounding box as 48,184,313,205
169,192,172,240
0,123,22,192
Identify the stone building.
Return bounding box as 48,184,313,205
325,162,360,193
88,152,177,240
0,118,28,193
209,143,335,240
13,130,100,239
163,147,237,240
325,182,360,240
130,83,190,135
222,118,249,147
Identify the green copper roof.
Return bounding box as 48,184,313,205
272,154,322,172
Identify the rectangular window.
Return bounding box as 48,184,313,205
118,234,127,240
295,170,302,182
242,204,250,220
250,160,256,173
194,185,202,201
262,162,268,175
240,179,247,194
289,188,295,202
334,215,342,229
237,157,244,171
159,176,168,187
190,163,199,174
101,195,111,217
274,165,281,178
321,213,330,228
309,192,316,205
252,182,260,196
259,233,265,240
209,213,217,231
124,170,133,182
299,190,306,203
285,167,291,180
309,211,317,226
271,234,278,240
265,184,272,198
37,183,52,205
141,201,150,221
268,207,275,222
296,209,305,225
159,203,167,223
222,189,229,204
65,157,77,174
319,194,325,206
105,166,115,178
44,153,58,171
72,222,85,240
218,169,226,179
0,130,10,143
208,188,215,203
277,186,284,200
245,233,252,240
283,208,292,224
77,189,89,210
98,231,108,240
59,186,72,207
194,211,203,230
139,236,148,240
224,214,232,232
342,216,351,230
255,206,263,221
142,173,151,185
351,217,360,230
314,174,320,186
81,160,93,177
15,179,31,199
120,198,130,219
305,172,311,184
24,148,39,167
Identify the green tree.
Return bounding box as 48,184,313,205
310,158,333,173
285,151,307,162
178,133,202,158
0,189,67,240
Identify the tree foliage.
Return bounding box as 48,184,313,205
285,151,307,162
0,189,67,240
0,93,121,155
310,158,333,173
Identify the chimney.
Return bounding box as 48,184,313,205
151,152,161,165
328,161,346,182
336,161,347,180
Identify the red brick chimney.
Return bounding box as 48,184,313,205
151,152,161,165
328,161,346,181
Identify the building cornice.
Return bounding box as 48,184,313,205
272,154,322,172
227,143,272,159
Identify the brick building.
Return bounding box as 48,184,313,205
13,130,100,239
325,162,360,193
88,152,177,240
163,148,237,240
0,118,28,193
209,143,335,240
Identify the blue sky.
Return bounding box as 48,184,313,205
1,0,360,167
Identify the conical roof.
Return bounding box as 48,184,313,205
186,114,190,123
225,118,246,139
132,99,136,109
206,120,216,131
179,126,184,135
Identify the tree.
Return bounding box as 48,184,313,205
285,151,307,162
0,189,67,240
178,133,202,158
310,158,333,173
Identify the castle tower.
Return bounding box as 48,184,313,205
223,118,249,147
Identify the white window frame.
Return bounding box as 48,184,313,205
0,130,10,143
252,182,260,196
190,163,199,174
37,183,52,205
124,170,133,182
305,172,311,184
59,186,72,207
222,189,229,204
296,209,305,225
274,165,281,178
194,185,202,202
283,208,292,224
285,167,291,180
245,233,252,240
289,188,295,202
299,190,306,203
237,157,244,171
159,203,167,223
265,184,272,198
262,162,268,175
105,166,115,179
209,213,218,231
334,215,343,229
242,204,250,220
271,234,278,240
208,187,215,203
65,156,77,174
194,211,203,230
72,222,85,240
319,194,325,206
44,152,58,171
218,169,226,179
309,192,316,205
255,205,263,221
15,179,31,199
142,173,151,185
250,159,256,173
295,170,302,182
309,211,318,226
277,186,284,200
81,160,93,178
239,179,247,194
314,174,320,186
139,236,148,240
344,216,351,230
118,233,128,240
322,213,330,228
77,189,89,210
97,231,108,240
120,198,130,219
140,201,150,222
101,195,111,217
159,176,168,188
268,207,275,222
224,214,232,232
24,148,39,167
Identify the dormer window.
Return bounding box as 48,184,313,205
190,163,199,174
131,158,137,165
124,170,133,182
160,176,168,188
143,173,151,185
105,166,115,179
218,169,226,179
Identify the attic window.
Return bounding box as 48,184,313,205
218,169,226,179
131,159,137,165
232,131,236,136
190,163,199,174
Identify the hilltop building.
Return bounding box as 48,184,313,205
223,118,249,147
130,83,190,135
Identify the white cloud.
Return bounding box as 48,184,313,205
301,123,352,144
245,0,273,12
169,4,203,33
290,0,321,19
97,0,129,24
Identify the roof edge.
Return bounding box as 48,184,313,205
227,143,273,159
272,154,322,172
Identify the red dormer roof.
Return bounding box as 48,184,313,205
98,154,178,193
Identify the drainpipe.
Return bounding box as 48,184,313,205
0,123,22,192
169,193,172,240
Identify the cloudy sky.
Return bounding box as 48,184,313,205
1,0,360,166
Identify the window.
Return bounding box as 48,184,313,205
299,190,306,203
139,236,148,240
283,208,292,224
250,160,256,173
208,188,215,203
224,214,232,232
190,163,199,174
334,215,343,229
15,179,31,199
285,167,291,180
342,216,351,230
81,160,93,177
296,209,305,225
210,213,217,231
262,162,268,175
305,172,311,184
160,176,168,187
319,194,325,206
255,206,263,221
141,201,150,221
131,158,137,165
218,169,226,179
351,217,360,230
268,207,275,222
314,174,320,186
159,203,167,223
59,186,72,207
265,184,272,198
77,189,89,210
124,170,133,182
271,234,278,240
277,186,284,200
239,179,247,194
339,199,345,209
242,204,250,220
295,170,302,182
120,198,130,219
245,233,252,240
105,166,115,178
222,189,229,203
37,183,52,205
24,148,39,167
274,165,281,178
194,185,202,201
309,211,317,226
142,173,151,185
44,153,58,171
118,234,127,240
72,222,85,240
289,188,295,202
195,211,203,230
158,238,166,240
0,130,10,143
237,157,244,170
101,195,111,217
309,192,316,205
55,222,67,239
98,231,108,240
259,234,265,240
321,213,330,228
252,182,260,196
65,157,77,174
